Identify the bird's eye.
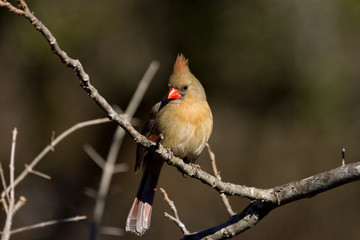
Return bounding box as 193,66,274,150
182,85,188,91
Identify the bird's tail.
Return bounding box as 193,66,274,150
126,162,163,236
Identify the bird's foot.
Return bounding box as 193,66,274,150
188,163,201,177
165,147,174,159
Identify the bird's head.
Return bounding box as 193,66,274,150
167,54,207,102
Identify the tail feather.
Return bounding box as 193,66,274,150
126,159,163,236
126,198,152,236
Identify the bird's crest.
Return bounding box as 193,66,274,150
173,54,189,74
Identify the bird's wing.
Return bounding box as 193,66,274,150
135,101,162,172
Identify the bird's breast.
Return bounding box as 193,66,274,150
156,99,213,162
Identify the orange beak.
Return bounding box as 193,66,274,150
168,87,182,100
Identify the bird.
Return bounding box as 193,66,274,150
126,54,213,236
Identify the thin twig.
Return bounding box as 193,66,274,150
0,198,8,215
206,143,236,216
1,118,110,199
0,163,10,211
0,1,26,15
25,164,51,180
124,61,160,119
16,0,29,12
50,131,55,152
92,61,159,236
160,188,190,235
112,163,129,174
13,196,26,215
83,144,106,169
2,128,18,240
0,215,87,235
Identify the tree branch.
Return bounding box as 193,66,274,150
0,215,87,235
206,144,235,217
1,128,18,240
183,162,360,240
160,188,190,235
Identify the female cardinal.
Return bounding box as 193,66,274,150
126,54,213,236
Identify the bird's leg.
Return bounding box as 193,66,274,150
156,133,164,146
149,133,164,153
155,133,174,159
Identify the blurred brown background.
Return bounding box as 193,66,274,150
1,0,360,239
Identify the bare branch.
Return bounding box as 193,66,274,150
125,60,160,119
0,198,8,215
16,0,29,12
2,128,18,240
206,144,235,217
112,163,129,174
0,163,10,210
1,118,110,199
50,131,55,152
181,200,272,240
0,1,26,15
183,161,360,240
0,215,87,235
160,188,190,235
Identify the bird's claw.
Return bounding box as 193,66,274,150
188,163,201,177
190,163,200,170
166,148,174,159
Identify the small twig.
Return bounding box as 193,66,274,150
13,196,26,215
25,165,51,180
124,60,160,119
112,163,129,174
0,0,26,15
160,188,180,220
0,215,87,235
0,163,10,208
206,144,236,217
83,144,106,169
342,148,346,166
50,131,55,152
1,198,8,215
16,0,29,12
160,188,190,235
2,128,18,240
